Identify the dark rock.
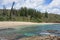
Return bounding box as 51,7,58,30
47,30,58,33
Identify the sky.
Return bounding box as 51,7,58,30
0,0,60,14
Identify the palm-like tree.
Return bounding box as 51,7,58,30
10,2,15,20
2,5,7,16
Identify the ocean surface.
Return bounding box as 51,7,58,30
17,24,60,36
0,24,60,38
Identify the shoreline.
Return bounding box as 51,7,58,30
0,22,60,40
0,21,59,29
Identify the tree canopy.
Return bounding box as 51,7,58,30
0,6,60,23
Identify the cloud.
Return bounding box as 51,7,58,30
46,0,60,14
2,0,19,5
0,0,60,14
1,0,26,9
19,0,44,8
36,0,60,14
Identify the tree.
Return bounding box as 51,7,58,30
45,11,48,18
2,5,7,16
10,2,15,20
2,5,9,21
44,11,48,22
28,8,34,21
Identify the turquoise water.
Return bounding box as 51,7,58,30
0,24,60,38
17,24,60,36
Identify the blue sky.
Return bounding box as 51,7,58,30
0,0,60,14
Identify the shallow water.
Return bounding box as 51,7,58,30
0,24,60,39
17,24,60,36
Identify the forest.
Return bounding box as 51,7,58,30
0,2,60,23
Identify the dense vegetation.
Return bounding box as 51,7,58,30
0,2,60,23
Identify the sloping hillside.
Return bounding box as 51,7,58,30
0,7,60,23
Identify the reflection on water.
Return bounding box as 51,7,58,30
0,24,60,40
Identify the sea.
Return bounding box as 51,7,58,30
0,24,60,39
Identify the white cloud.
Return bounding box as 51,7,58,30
36,0,60,14
47,0,60,14
1,0,60,14
2,0,19,5
13,0,44,9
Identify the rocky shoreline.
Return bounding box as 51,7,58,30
19,36,60,40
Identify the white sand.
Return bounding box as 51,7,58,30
0,21,38,28
0,21,59,29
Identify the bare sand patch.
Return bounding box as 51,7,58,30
0,21,58,29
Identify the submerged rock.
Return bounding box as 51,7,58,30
47,30,58,33
0,28,15,31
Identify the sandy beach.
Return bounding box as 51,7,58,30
0,21,59,29
0,21,38,28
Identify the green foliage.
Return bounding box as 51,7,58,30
0,7,60,23
0,16,4,21
45,11,48,18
